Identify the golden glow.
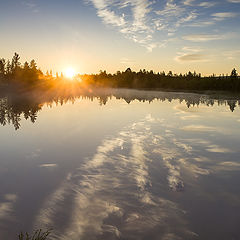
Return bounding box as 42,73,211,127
64,67,76,79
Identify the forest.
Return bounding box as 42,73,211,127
0,53,239,92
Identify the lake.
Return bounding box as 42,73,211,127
0,88,240,240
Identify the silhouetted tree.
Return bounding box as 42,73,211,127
0,58,6,75
11,52,21,71
231,68,237,78
23,61,30,70
30,59,37,70
6,60,11,75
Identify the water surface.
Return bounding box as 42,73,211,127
0,89,240,240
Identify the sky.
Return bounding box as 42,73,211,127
1,0,240,76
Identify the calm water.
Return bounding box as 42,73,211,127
0,89,240,240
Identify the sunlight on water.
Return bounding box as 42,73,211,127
0,89,240,240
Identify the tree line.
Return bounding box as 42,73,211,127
0,53,65,89
0,53,239,92
81,67,240,92
0,53,44,86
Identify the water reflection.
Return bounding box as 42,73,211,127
31,112,240,240
0,88,240,130
0,89,240,240
34,118,196,239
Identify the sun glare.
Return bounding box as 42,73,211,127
64,67,76,79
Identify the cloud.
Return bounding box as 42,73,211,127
90,0,156,51
156,1,185,17
132,0,152,31
222,50,240,59
212,12,238,20
89,0,238,51
175,46,209,62
182,34,224,42
23,1,39,13
120,57,136,65
182,46,203,52
198,2,217,8
187,20,215,27
98,8,125,26
89,0,200,50
91,0,126,27
183,0,195,6
228,0,240,3
186,11,237,27
183,0,217,8
175,53,206,62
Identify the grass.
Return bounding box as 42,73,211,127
18,229,51,240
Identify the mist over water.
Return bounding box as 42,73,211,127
0,89,240,240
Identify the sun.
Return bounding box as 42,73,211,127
64,67,76,79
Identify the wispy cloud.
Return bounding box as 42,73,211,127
90,0,156,51
187,20,215,27
198,2,217,8
182,34,224,42
175,53,206,62
120,57,136,65
89,0,239,50
222,49,240,60
182,46,203,52
22,1,39,13
228,0,240,3
175,46,209,62
183,0,194,6
183,0,217,8
212,12,238,21
155,0,197,34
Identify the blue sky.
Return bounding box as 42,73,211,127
1,0,240,75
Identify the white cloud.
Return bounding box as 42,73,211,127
120,57,136,65
90,0,156,50
182,46,203,52
228,0,240,3
222,50,240,60
182,34,224,42
183,0,195,6
187,20,215,27
91,0,126,27
212,12,238,20
98,8,125,26
156,1,185,17
175,53,206,62
132,0,152,31
155,0,197,34
183,0,216,7
175,46,208,62
23,1,39,13
198,2,217,8
89,0,238,51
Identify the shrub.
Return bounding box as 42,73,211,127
18,229,51,240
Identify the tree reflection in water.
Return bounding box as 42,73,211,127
0,88,240,130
